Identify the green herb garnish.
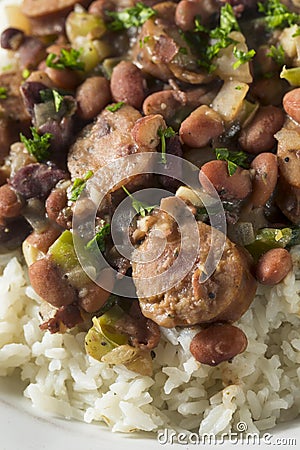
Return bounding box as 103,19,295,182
194,15,209,33
233,47,256,69
106,102,124,112
215,148,249,176
40,89,64,112
267,44,285,65
20,127,52,162
292,27,300,37
122,186,156,217
86,223,111,252
107,2,156,31
22,68,31,79
258,0,299,29
46,48,85,71
0,87,8,99
68,170,93,202
158,127,176,164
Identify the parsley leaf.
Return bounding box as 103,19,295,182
122,186,156,217
215,148,249,176
233,47,256,69
20,127,52,162
195,4,245,72
219,3,240,32
107,2,156,31
86,223,111,252
258,0,299,29
46,48,85,71
158,127,176,164
0,87,8,99
40,89,64,112
267,44,285,65
68,170,93,202
106,102,124,112
194,15,209,33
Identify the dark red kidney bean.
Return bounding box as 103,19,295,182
78,268,114,313
250,153,278,208
10,163,67,200
26,225,62,254
143,90,182,121
175,0,210,31
29,256,77,308
18,36,47,70
110,61,146,109
239,106,284,154
45,187,68,223
283,88,300,124
1,27,25,50
256,248,293,285
179,105,224,148
190,323,248,366
20,81,49,115
76,77,111,121
44,66,81,90
200,160,252,200
0,184,23,218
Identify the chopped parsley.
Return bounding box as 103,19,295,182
68,170,93,202
258,0,299,30
22,68,30,79
86,223,111,252
40,89,64,112
0,87,8,99
122,186,156,217
215,148,249,176
107,2,156,31
158,127,176,164
139,35,151,48
106,102,124,112
46,48,85,71
233,47,256,69
267,44,285,66
20,127,52,162
193,4,255,72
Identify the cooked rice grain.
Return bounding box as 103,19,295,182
0,248,300,435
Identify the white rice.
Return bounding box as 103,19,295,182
0,247,300,437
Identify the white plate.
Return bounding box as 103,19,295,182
1,374,300,450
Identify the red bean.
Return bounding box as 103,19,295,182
78,268,115,312
179,105,224,148
190,323,248,366
239,106,284,154
256,248,293,285
283,88,300,124
29,256,77,308
0,184,23,219
175,0,210,31
110,61,146,109
250,153,278,207
76,76,111,121
200,160,252,200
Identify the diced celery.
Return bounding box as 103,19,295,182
48,230,78,272
85,306,128,361
79,39,111,72
246,227,293,260
66,11,106,44
280,65,300,86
